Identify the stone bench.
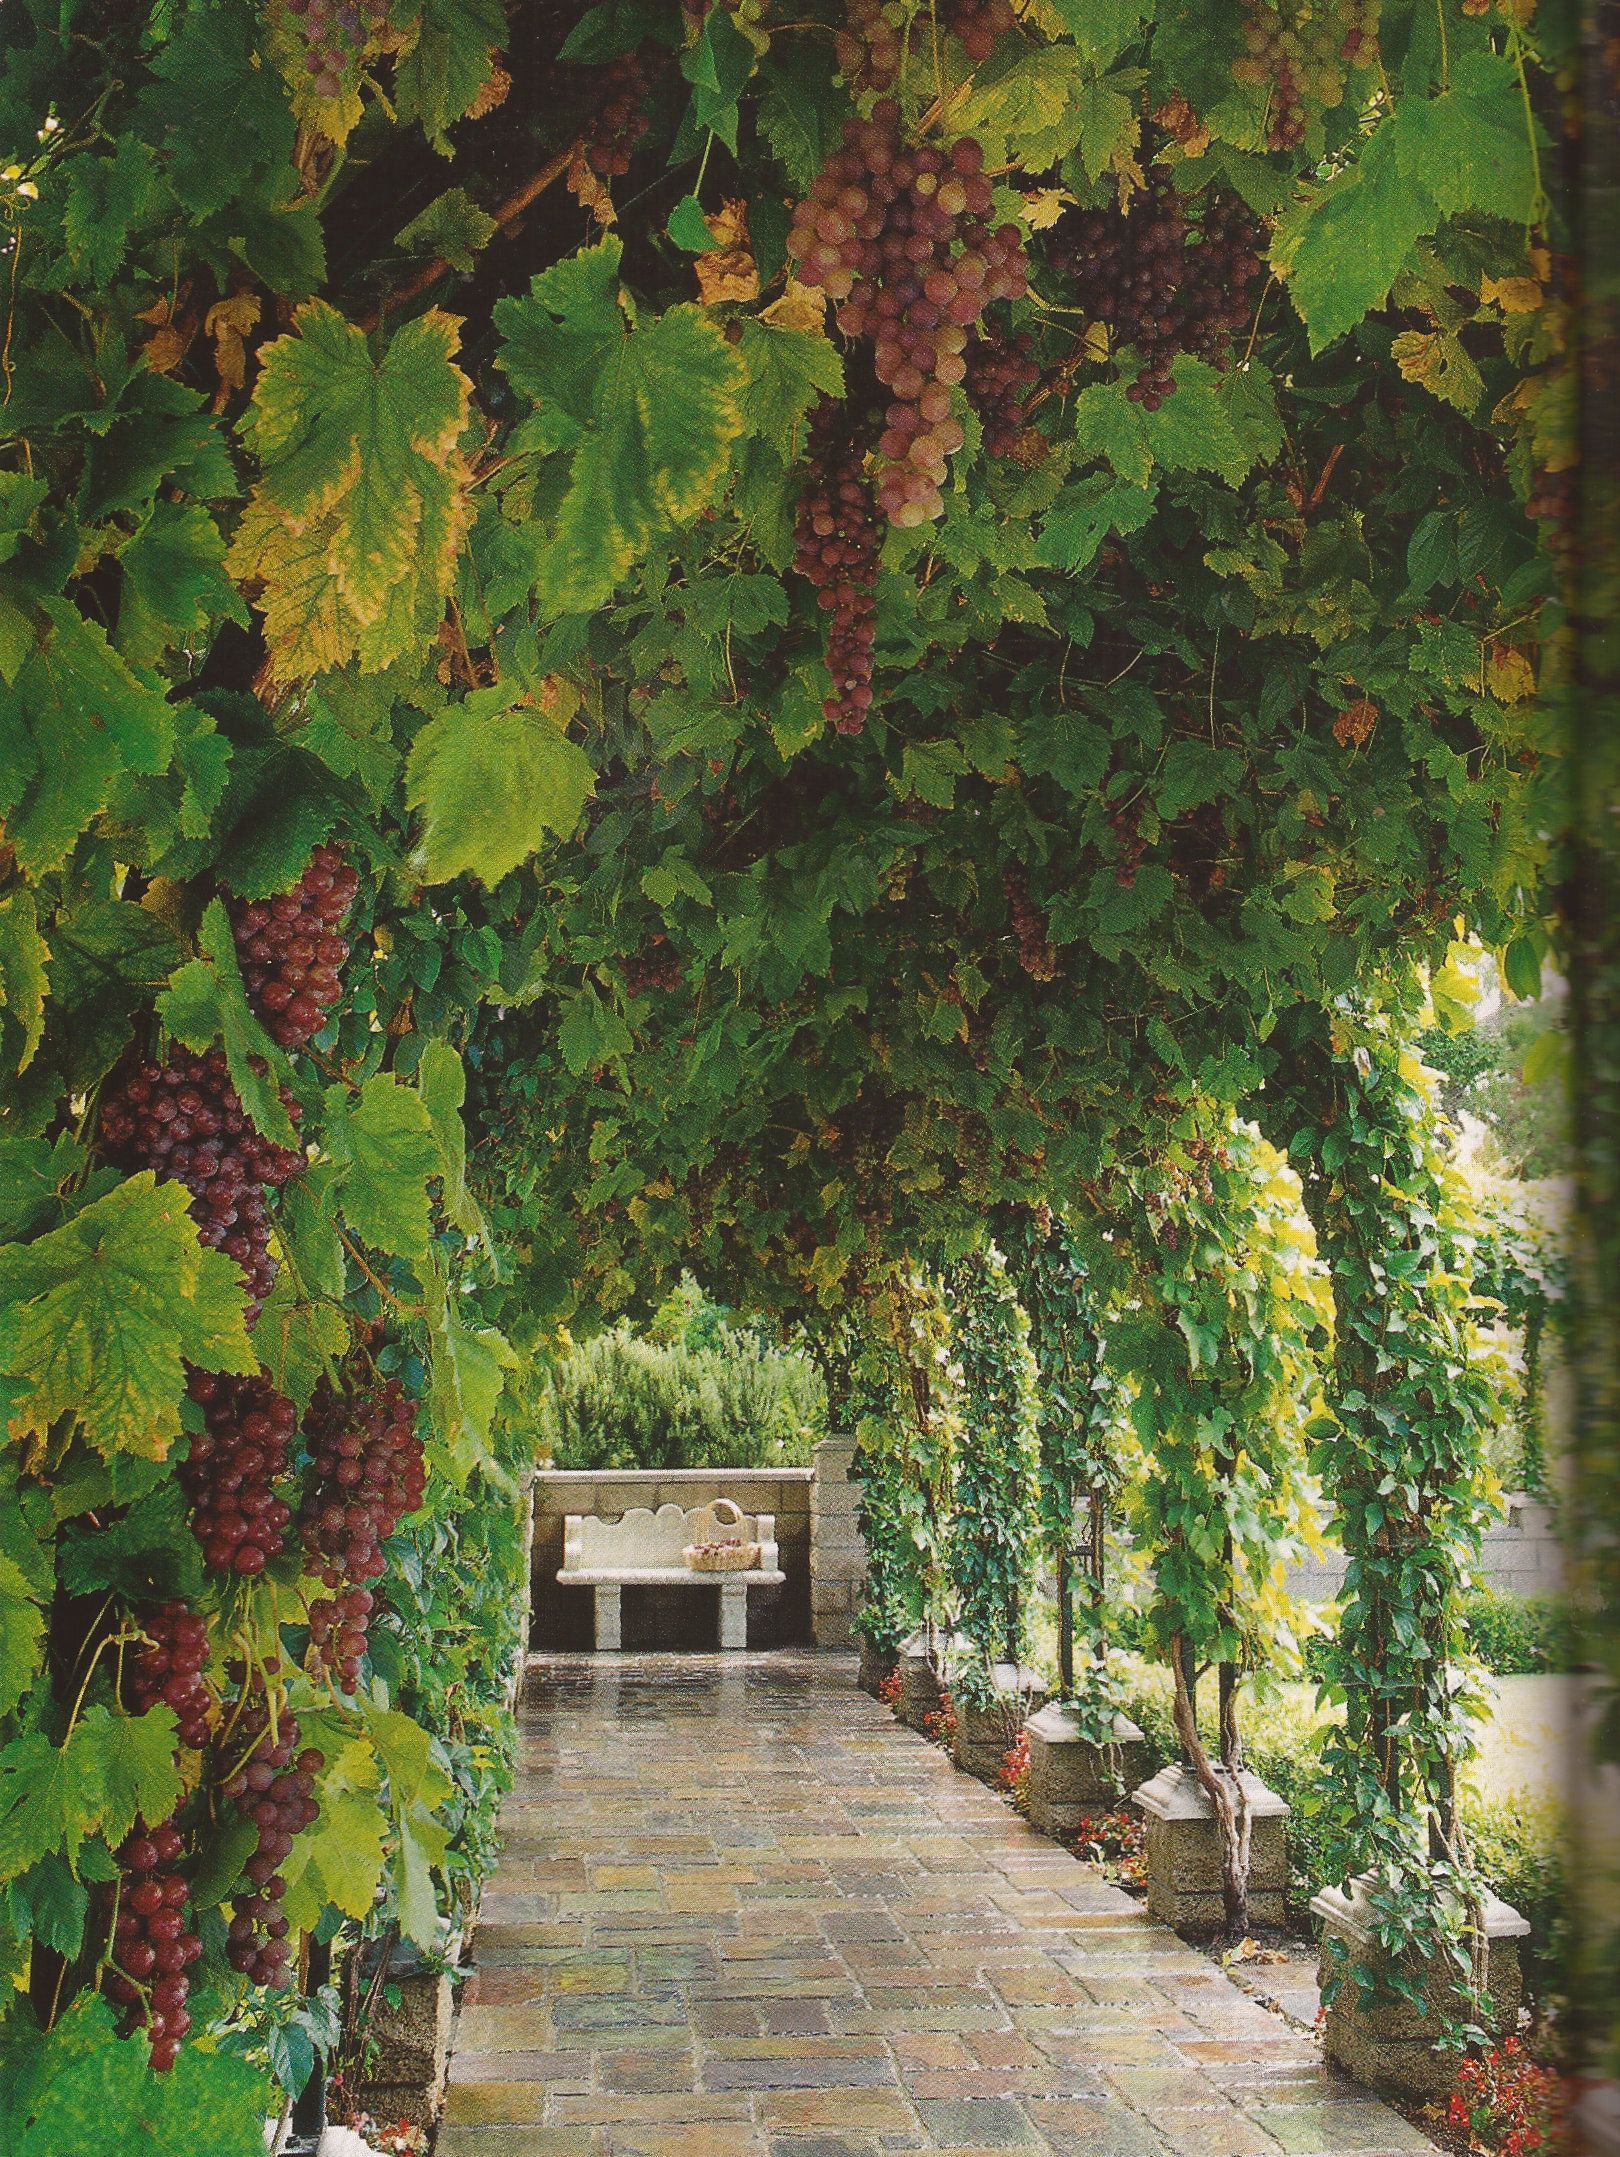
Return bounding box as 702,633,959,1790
556,1502,784,1650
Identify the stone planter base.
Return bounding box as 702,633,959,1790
1312,1875,1530,2103
952,1665,1045,1783
857,1636,898,1698
1025,1703,1147,1837
1133,1762,1289,1935
353,1964,455,2131
894,1628,974,1734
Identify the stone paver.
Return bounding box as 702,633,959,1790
440,1654,1437,2156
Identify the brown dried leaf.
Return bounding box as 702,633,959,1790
1480,273,1543,314
566,139,617,229
205,291,263,394
761,277,827,334
466,56,512,119
1487,646,1536,703
695,198,759,305
1333,697,1377,748
1153,92,1210,156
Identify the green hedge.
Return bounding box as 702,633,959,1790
1294,1587,1573,1679
538,1320,825,1470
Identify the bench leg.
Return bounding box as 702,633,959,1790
719,1582,748,1651
594,1584,622,1651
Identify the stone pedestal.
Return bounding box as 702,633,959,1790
355,1964,455,2131
1312,1875,1530,2102
718,1580,748,1649
895,1627,973,1733
1133,1761,1290,1935
857,1636,898,1698
953,1665,1046,1783
1026,1703,1147,1837
594,1583,622,1650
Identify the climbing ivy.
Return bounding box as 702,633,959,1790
943,1246,1040,1673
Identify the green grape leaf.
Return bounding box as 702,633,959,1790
1036,471,1157,572
156,899,301,1149
279,1736,389,1930
229,304,472,678
114,500,245,671
393,0,507,150
955,43,1090,169
326,1072,444,1264
0,891,49,1075
0,1176,256,1463
736,320,842,456
1046,0,1148,70
395,186,498,271
0,1733,81,1878
0,1553,46,1723
71,1706,185,1852
0,601,175,877
494,237,627,452
407,686,594,886
416,1039,489,1241
6,1854,89,1959
425,1253,514,1482
539,302,748,613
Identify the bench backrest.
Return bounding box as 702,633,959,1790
561,1501,777,1574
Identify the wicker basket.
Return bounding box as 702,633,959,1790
683,1497,760,1573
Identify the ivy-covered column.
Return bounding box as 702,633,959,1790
1285,1006,1524,2099
939,1246,1041,1776
1115,1118,1328,1937
1010,1209,1147,1832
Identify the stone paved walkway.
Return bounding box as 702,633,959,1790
438,1653,1436,2157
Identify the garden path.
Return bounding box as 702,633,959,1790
438,1653,1436,2157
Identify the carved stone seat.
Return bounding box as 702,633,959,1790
556,1502,784,1649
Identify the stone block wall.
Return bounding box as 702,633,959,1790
1284,1493,1561,1604
809,1434,868,1649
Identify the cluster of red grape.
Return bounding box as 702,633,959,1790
568,48,662,182
835,0,904,91
1002,868,1058,981
229,843,358,1053
278,0,392,99
793,400,885,733
100,1048,305,1319
787,104,1028,526
298,1377,425,1689
947,0,1017,61
1231,0,1378,149
104,1818,201,2070
128,1603,212,1750
220,1698,322,1988
965,323,1040,455
622,937,684,995
1048,170,1263,408
182,1370,297,1575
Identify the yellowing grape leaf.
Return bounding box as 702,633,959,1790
0,891,49,1074
0,1175,256,1462
229,304,472,679
1391,328,1484,415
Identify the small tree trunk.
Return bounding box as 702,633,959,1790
1171,1633,1252,1938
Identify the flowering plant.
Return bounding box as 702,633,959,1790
1447,2040,1568,2155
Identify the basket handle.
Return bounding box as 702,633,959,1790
710,1496,746,1530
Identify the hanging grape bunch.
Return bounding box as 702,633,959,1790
1048,169,1263,408
229,842,359,1053
1231,0,1379,150
298,1375,427,1690
127,1602,213,1749
220,1695,322,1988
787,101,1028,526
571,47,663,182
965,322,1040,455
835,0,905,92
1002,868,1058,981
100,1049,305,1319
277,0,393,99
793,398,885,733
947,0,1017,61
103,1818,202,2070
182,1370,297,1575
